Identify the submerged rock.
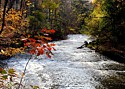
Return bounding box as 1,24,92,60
77,41,88,49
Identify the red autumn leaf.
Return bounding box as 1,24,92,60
49,29,55,34
0,68,3,72
31,43,36,47
43,45,46,48
37,53,40,56
46,52,51,58
28,38,36,42
29,50,36,54
47,47,52,51
37,47,44,55
24,43,30,47
23,40,27,43
41,28,47,33
34,43,41,47
48,55,51,58
40,38,46,44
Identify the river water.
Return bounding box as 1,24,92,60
5,34,125,89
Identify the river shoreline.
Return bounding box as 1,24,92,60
0,35,125,65
87,42,125,64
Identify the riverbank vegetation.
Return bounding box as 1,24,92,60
82,0,125,61
0,0,57,87
0,0,124,61
0,0,91,59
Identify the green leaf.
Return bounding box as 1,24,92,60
0,68,7,74
2,75,8,80
30,85,39,89
8,69,15,75
33,86,39,89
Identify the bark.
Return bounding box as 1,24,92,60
0,0,8,35
0,0,1,8
20,0,23,10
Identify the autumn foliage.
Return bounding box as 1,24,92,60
0,0,57,88
21,28,56,58
0,8,56,58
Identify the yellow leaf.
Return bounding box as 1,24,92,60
92,0,97,4
28,34,31,38
22,72,25,77
1,50,4,54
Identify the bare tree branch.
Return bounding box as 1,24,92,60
18,55,32,89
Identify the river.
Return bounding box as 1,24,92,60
5,34,125,89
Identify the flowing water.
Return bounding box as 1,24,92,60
5,34,125,89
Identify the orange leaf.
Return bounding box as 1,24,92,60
27,34,31,38
44,37,52,41
50,43,56,46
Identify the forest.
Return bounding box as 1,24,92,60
0,0,125,60
0,0,125,89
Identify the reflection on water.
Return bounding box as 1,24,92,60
5,34,125,89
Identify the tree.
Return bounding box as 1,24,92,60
0,0,8,35
83,0,125,52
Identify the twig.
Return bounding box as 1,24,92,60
18,55,32,89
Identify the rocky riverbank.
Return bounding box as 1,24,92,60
87,41,125,63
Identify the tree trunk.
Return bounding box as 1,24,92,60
0,0,8,35
20,0,23,10
16,0,19,10
0,0,1,8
